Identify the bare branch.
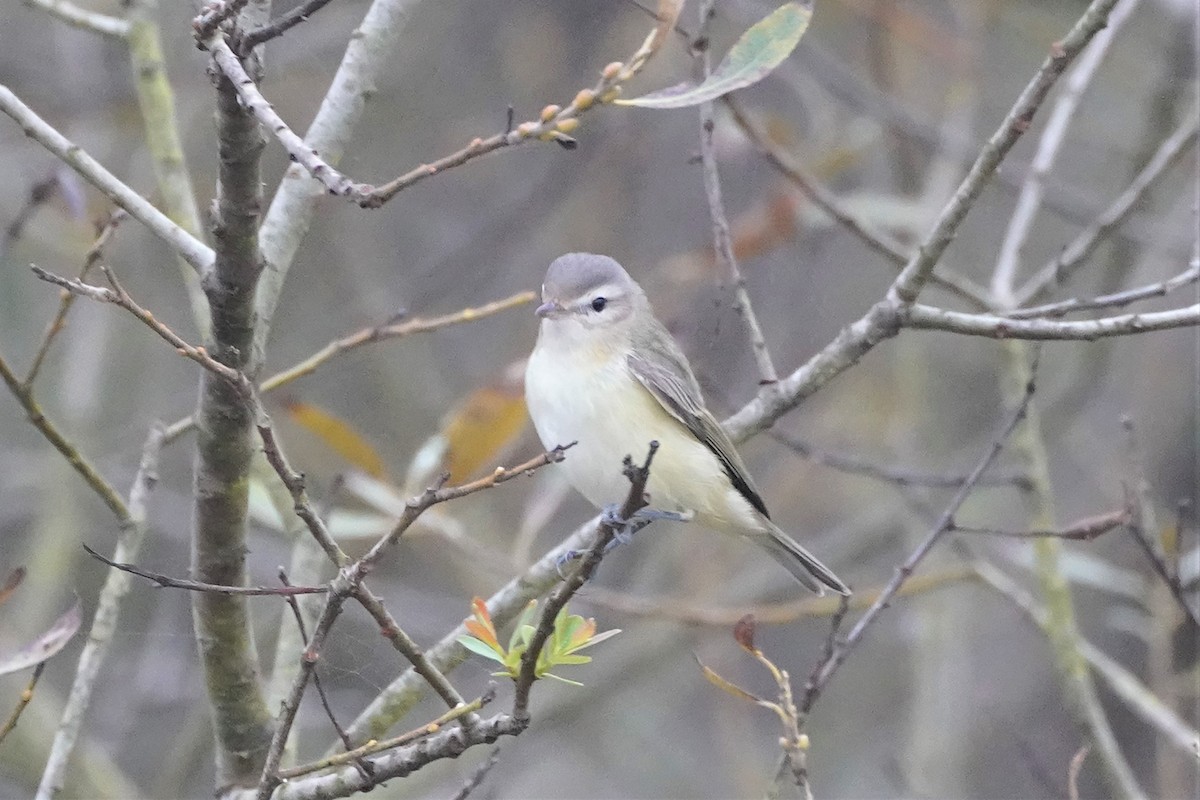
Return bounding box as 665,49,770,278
256,418,350,567
451,746,502,800
82,544,327,597
726,0,1123,443
889,0,1123,304
0,353,129,522
254,445,571,796
1121,416,1200,628
951,508,1129,540
22,0,130,38
902,302,1200,340
1007,260,1199,319
29,266,247,387
258,291,536,392
35,425,164,799
1016,114,1199,306
255,0,424,364
25,210,127,388
768,431,1032,491
277,570,368,776
350,587,473,716
238,0,340,53
695,0,777,384
800,358,1038,711
723,95,990,310
0,87,214,273
0,663,45,746
354,446,574,575
976,560,1200,759
513,442,658,720
277,694,492,782
990,0,1141,306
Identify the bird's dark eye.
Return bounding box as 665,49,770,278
591,296,608,312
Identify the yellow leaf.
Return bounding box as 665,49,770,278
696,657,763,704
441,361,529,484
282,399,387,479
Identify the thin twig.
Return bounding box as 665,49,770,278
276,694,492,782
889,0,1123,304
238,0,339,53
259,291,536,392
278,569,364,769
951,508,1129,541
723,96,991,310
513,442,659,720
81,545,328,596
725,0,1122,443
975,560,1200,758
248,713,525,800
25,210,128,388
768,430,1032,491
35,423,164,800
22,0,131,38
257,419,350,567
0,663,45,746
338,514,603,747
695,0,777,384
902,302,1200,340
207,10,674,209
351,587,473,715
255,0,425,363
0,87,213,273
29,265,248,389
0,353,129,522
1007,261,1199,319
256,590,350,800
585,564,978,627
255,446,571,797
1068,745,1092,800
1015,114,1199,306
1,173,58,262
990,0,1141,306
800,357,1038,712
1121,416,1200,628
354,446,574,574
451,745,502,800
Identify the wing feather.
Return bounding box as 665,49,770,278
625,333,770,520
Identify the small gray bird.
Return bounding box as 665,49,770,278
524,253,850,595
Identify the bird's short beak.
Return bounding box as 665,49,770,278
535,300,564,319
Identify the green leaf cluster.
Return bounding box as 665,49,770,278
457,597,620,686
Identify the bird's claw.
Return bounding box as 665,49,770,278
555,549,583,578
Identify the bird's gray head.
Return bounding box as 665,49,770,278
536,253,647,332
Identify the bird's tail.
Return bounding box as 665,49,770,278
755,522,851,596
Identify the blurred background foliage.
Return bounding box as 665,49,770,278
0,0,1196,797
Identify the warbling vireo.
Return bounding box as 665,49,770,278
524,253,850,595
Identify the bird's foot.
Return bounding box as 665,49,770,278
555,506,694,577
601,504,691,550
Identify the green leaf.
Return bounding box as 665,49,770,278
509,601,538,651
553,654,592,666
457,635,506,663
541,672,585,687
567,627,621,653
617,2,812,110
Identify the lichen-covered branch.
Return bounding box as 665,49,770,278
190,48,274,786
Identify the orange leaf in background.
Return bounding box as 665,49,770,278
440,361,528,484
0,567,26,607
466,597,501,650
282,399,388,479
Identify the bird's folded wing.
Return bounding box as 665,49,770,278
626,347,770,519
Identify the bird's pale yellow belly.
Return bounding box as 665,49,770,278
525,344,759,533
